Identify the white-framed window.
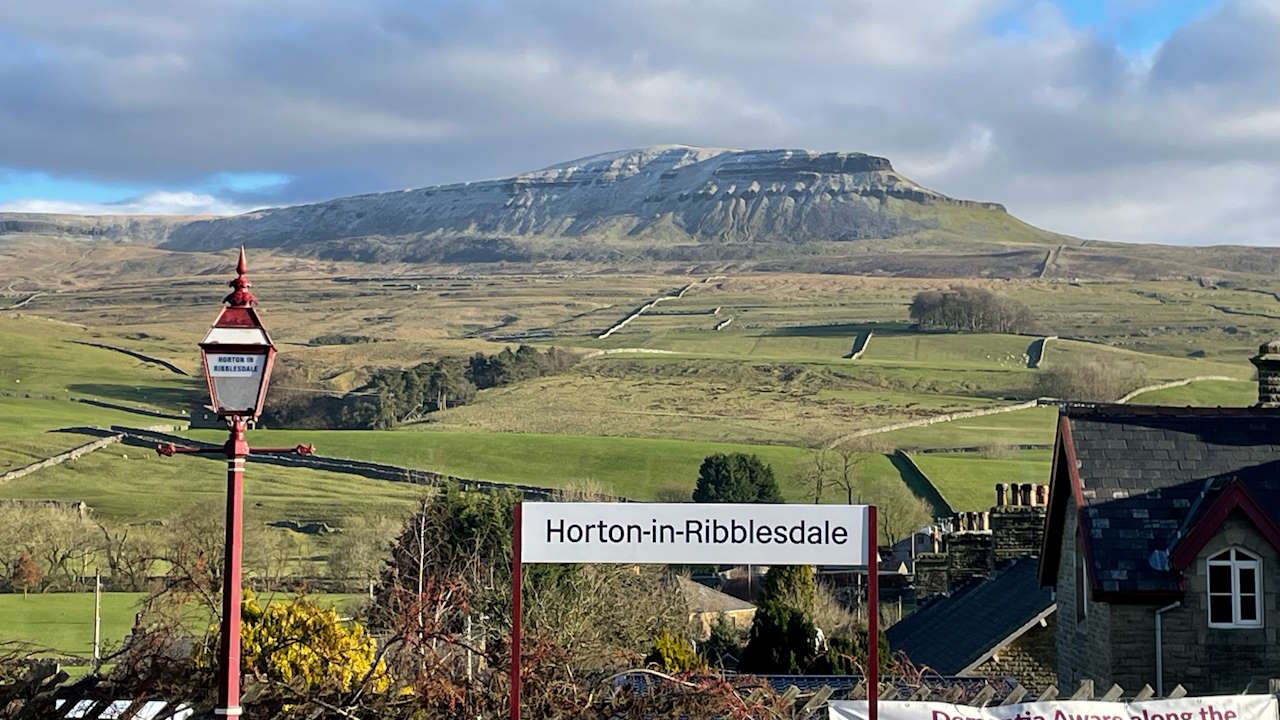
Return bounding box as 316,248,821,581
1207,547,1262,629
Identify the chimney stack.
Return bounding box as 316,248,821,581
1253,342,1280,408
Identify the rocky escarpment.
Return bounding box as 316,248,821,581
161,145,1012,259
0,213,201,244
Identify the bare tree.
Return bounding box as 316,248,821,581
328,514,402,589
829,438,887,506
1033,360,1147,402
796,449,833,503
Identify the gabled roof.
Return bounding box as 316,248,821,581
678,576,755,614
1039,404,1280,600
887,557,1053,676
881,529,933,575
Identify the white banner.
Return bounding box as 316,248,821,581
520,502,870,565
829,696,1278,720
208,353,264,378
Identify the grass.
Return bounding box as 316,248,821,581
0,449,424,526
873,405,1060,450
0,316,198,405
0,315,199,469
187,427,810,501
0,592,366,660
909,449,1053,511
1125,378,1257,407
0,396,185,471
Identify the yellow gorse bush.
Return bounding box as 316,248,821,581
197,591,389,695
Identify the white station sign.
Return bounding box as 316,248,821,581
829,696,1278,720
207,353,264,378
521,502,870,566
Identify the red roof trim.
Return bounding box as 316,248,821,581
1038,413,1104,600
1058,417,1107,600
1038,414,1070,586
1169,481,1280,569
1040,414,1084,585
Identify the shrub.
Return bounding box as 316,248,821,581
1033,360,1147,402
700,614,743,668
739,601,818,674
692,453,782,503
759,565,817,613
809,627,891,675
645,628,704,673
196,591,389,695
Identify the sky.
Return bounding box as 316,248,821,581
1,0,1279,245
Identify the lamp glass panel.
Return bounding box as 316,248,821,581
206,349,268,414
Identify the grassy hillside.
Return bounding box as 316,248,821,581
188,427,809,501
0,592,363,661
910,449,1053,512
1125,378,1256,406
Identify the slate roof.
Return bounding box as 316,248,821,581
678,576,755,614
881,530,933,575
886,557,1053,676
1040,404,1280,597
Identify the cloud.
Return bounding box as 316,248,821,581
0,0,1278,244
0,191,248,215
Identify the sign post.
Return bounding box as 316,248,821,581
508,502,876,720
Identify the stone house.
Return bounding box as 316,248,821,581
1039,354,1280,695
889,483,1057,690
914,482,1049,599
678,576,757,639
887,557,1056,691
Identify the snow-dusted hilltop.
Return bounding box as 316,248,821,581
162,145,1019,260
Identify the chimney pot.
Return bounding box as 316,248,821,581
980,511,990,531
1035,484,1049,506
1251,341,1280,408
1020,483,1033,506
996,484,1007,507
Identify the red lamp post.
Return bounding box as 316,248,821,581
157,248,312,718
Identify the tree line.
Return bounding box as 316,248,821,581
261,344,577,429
908,285,1036,334
18,482,900,718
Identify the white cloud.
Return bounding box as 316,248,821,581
0,0,1278,243
0,191,247,215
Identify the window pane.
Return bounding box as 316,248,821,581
1211,550,1232,562
1210,595,1234,624
1240,594,1258,622
1209,564,1231,591
1240,566,1258,594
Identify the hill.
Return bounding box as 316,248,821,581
2,146,1076,265
5,145,1280,278
160,145,1070,261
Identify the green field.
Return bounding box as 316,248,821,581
0,449,424,526
0,592,365,660
0,315,199,470
1125,378,1257,406
187,427,809,502
873,405,1059,450
910,449,1054,511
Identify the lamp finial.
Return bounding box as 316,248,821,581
224,246,257,307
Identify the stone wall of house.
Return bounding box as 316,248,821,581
914,553,950,599
991,505,1047,565
1054,495,1113,688
974,612,1058,692
1109,513,1280,694
948,533,993,588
